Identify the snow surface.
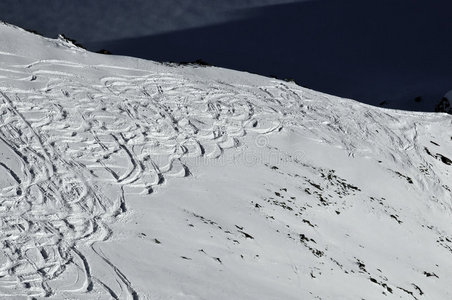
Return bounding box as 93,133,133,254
0,22,452,299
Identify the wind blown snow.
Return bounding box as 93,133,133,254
0,22,451,299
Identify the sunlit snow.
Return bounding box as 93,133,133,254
0,22,451,299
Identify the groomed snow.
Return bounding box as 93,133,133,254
0,22,451,299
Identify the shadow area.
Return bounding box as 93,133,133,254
86,0,452,111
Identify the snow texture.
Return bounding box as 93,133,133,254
0,22,451,299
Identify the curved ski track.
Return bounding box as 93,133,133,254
0,49,450,298
0,55,296,298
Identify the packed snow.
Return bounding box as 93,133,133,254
0,22,451,299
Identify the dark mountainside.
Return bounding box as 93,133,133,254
86,0,452,112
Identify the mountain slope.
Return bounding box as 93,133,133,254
0,22,451,299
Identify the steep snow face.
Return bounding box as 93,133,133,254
0,22,451,299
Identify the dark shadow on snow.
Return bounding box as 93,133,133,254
86,0,452,112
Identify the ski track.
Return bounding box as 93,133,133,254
0,56,308,298
0,40,451,298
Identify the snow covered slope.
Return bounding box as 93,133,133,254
0,22,452,299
